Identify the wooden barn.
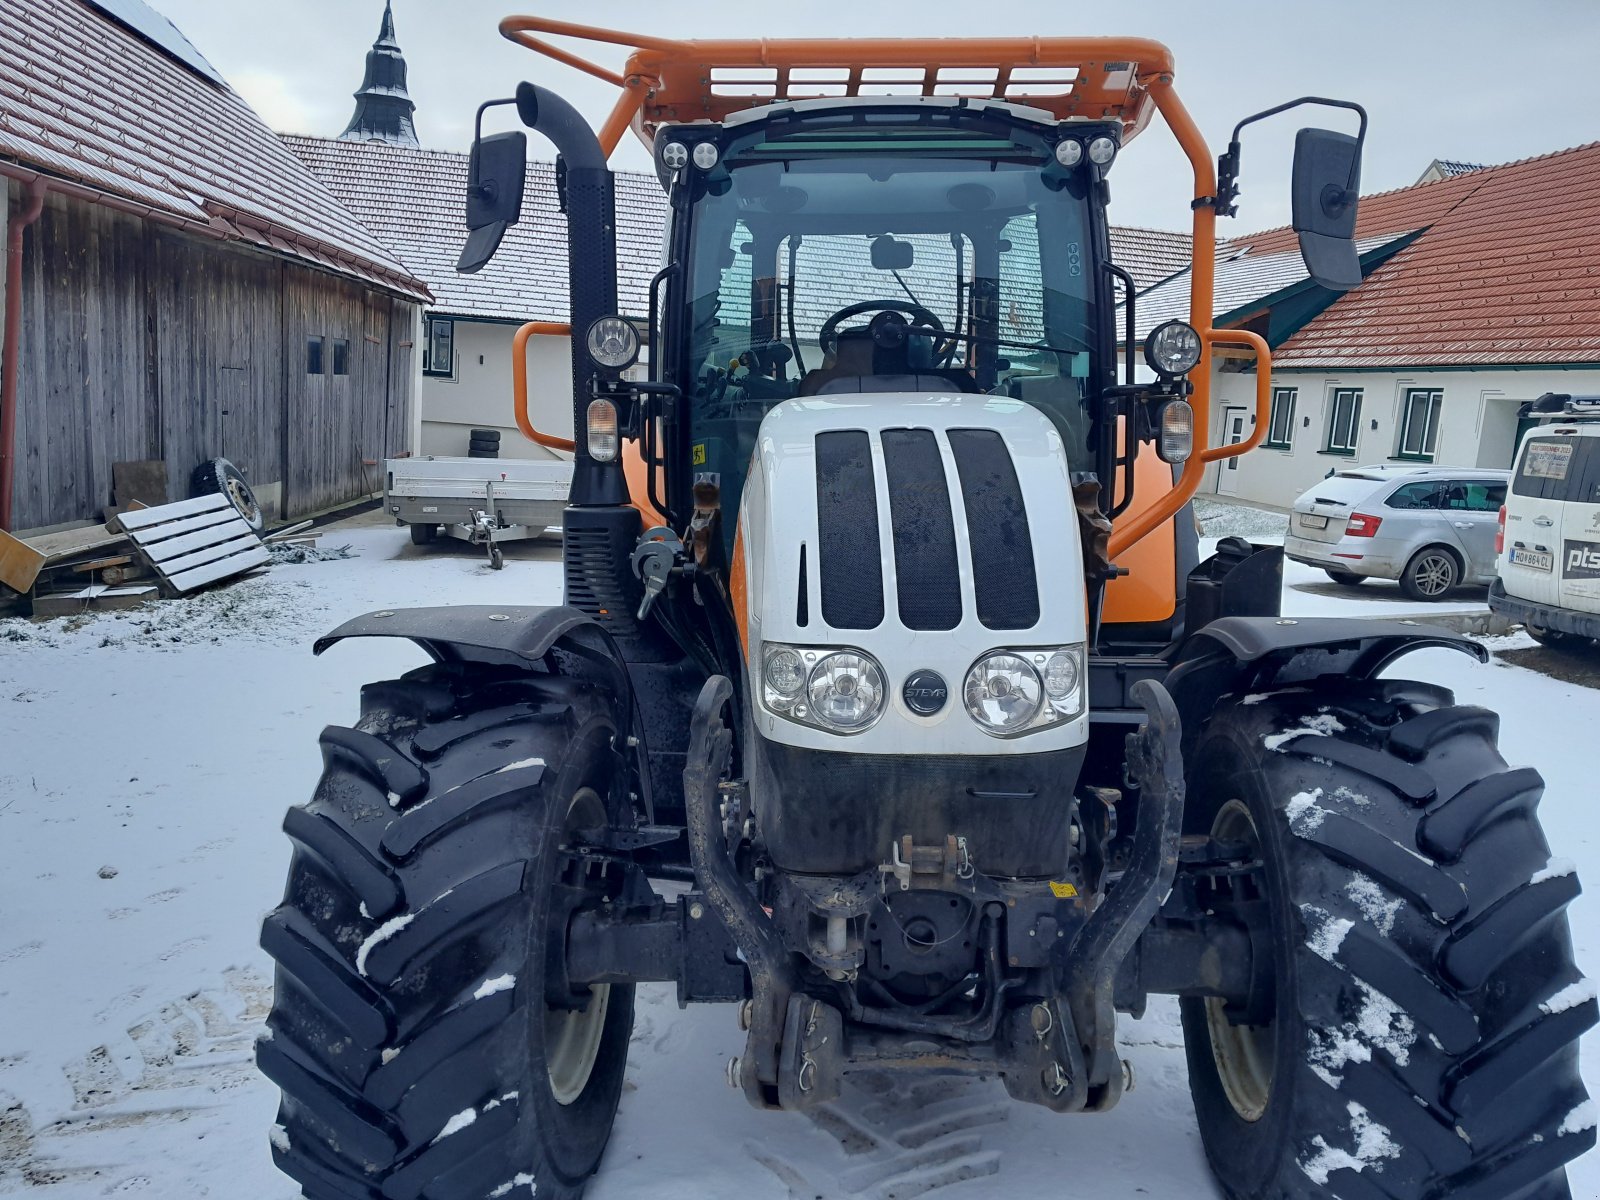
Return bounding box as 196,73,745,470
0,0,432,533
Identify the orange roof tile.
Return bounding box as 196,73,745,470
1237,143,1600,368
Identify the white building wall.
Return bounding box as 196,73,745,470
1201,363,1600,509
417,321,573,462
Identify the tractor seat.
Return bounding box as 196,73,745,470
798,330,977,396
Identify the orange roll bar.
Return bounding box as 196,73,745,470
511,320,577,452
1198,329,1273,464
1106,75,1219,559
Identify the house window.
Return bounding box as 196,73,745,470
306,336,324,375
1324,387,1363,455
332,338,350,376
424,317,455,377
1266,387,1297,449
1395,388,1443,460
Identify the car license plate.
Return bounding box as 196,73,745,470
1510,547,1554,571
1298,513,1328,530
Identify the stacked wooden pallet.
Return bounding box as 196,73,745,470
108,493,269,596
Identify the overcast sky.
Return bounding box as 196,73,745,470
155,0,1600,233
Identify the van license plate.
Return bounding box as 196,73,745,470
1298,513,1328,529
1510,547,1553,571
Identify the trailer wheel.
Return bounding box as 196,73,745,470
1180,683,1594,1200
408,522,438,546
190,457,264,531
257,664,636,1200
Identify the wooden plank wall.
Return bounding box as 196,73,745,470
9,191,417,529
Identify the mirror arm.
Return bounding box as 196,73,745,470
468,98,518,201
1212,96,1369,217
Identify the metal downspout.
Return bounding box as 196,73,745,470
1,177,46,532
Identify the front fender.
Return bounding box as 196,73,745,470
315,604,643,808
1165,615,1488,747
315,603,612,670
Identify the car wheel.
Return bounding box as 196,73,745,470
1324,568,1365,586
1399,546,1459,601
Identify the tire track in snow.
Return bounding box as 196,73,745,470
747,1071,1007,1199
1,967,270,1192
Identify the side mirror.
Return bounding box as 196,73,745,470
457,130,527,274
1292,127,1362,291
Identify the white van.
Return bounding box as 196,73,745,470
1490,394,1600,644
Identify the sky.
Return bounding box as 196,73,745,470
152,0,1600,235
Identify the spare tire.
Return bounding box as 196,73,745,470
469,428,501,443
468,446,500,459
190,457,264,532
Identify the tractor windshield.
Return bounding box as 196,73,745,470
676,122,1104,520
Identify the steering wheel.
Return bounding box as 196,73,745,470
818,300,945,357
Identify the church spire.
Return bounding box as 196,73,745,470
339,1,419,148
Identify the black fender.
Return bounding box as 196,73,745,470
1165,615,1488,752
315,604,649,816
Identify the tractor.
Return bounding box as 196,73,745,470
257,19,1594,1200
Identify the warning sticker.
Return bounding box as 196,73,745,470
692,442,707,466
1048,881,1079,899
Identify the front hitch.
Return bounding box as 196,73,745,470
1057,677,1185,1111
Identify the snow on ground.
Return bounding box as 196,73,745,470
0,514,1595,1199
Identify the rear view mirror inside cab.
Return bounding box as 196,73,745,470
870,235,915,271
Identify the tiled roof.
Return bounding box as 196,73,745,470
0,0,428,300
284,136,667,323
1110,225,1196,291
1132,234,1411,339
1234,142,1600,369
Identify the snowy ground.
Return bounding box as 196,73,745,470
0,515,1596,1198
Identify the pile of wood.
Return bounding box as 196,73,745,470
0,500,317,619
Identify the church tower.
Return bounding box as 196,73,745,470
339,2,419,147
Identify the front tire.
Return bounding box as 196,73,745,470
1182,682,1594,1200
258,663,636,1199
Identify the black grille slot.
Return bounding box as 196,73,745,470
814,430,884,629
881,428,961,630
564,525,638,636
947,428,1039,629
796,543,810,627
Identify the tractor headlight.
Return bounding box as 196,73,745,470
586,315,639,372
964,646,1085,736
660,141,689,171
1145,320,1203,378
760,643,886,734
807,652,886,732
692,141,720,170
963,653,1041,734
1087,135,1118,166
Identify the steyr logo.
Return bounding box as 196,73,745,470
902,669,948,716
1563,540,1600,579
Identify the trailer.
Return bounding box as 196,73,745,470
383,454,569,568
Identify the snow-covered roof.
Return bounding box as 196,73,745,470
1130,234,1410,340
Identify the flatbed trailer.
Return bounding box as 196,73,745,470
383,454,569,568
